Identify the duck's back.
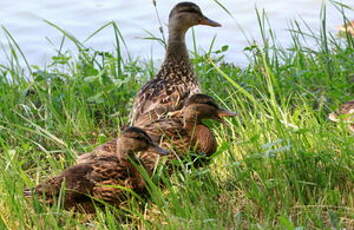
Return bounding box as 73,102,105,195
130,1,222,125
131,57,200,126
32,154,145,212
138,115,217,173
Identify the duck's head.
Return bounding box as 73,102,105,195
182,94,237,127
168,2,221,34
118,126,169,156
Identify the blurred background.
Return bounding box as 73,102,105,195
0,0,353,66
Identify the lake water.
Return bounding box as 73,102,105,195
0,0,353,66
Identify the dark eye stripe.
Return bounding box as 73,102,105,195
205,101,218,108
134,134,152,143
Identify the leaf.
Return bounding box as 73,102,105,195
88,92,104,104
83,75,99,83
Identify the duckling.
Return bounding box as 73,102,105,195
138,94,237,171
328,100,354,132
131,2,221,126
24,127,168,213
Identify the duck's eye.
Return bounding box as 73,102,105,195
134,136,146,141
205,101,218,108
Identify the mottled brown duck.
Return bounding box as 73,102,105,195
78,94,236,174
24,127,168,213
138,94,237,172
328,100,354,132
131,2,221,126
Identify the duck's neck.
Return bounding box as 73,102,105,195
116,145,138,162
184,120,217,156
184,119,199,136
164,28,189,63
116,141,131,161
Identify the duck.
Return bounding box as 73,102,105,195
328,100,354,132
130,2,221,126
24,127,169,213
78,94,236,174
137,94,237,172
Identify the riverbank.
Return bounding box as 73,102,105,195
0,13,353,229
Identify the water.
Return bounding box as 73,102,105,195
0,0,353,66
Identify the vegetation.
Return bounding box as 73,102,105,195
0,3,353,230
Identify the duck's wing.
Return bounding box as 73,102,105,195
143,118,185,141
138,119,191,175
89,155,145,204
131,77,200,125
26,164,94,209
76,139,118,164
142,118,193,157
25,175,64,200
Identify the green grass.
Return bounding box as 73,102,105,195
0,4,353,230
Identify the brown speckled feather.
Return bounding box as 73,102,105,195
25,127,168,213
132,59,200,126
89,155,145,203
139,115,217,173
31,154,145,212
77,139,118,165
130,2,221,125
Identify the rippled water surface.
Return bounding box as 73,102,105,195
1,0,353,66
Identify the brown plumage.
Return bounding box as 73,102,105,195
78,94,236,175
138,94,237,172
24,127,168,213
328,100,354,132
131,2,221,126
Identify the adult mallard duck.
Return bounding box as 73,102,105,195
131,2,221,126
24,127,168,213
138,94,237,172
328,100,354,132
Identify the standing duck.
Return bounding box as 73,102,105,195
328,100,354,132
24,127,168,213
131,2,221,126
138,94,237,172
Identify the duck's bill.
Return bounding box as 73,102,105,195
215,109,238,124
200,16,221,27
148,144,170,155
217,109,238,118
